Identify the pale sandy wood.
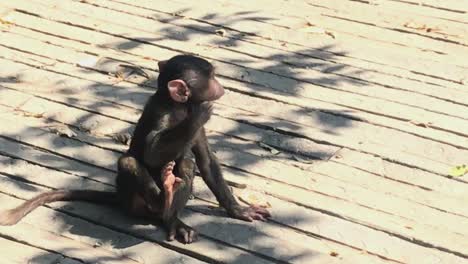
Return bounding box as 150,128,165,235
0,103,467,260
1,50,463,178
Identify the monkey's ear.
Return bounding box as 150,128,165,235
168,79,190,103
158,60,168,72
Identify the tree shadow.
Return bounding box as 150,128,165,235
0,5,372,263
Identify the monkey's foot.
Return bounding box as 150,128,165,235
229,205,271,222
166,218,197,244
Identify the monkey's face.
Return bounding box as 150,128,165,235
194,77,224,102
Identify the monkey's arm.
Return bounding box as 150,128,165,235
192,129,271,221
144,105,210,167
143,121,201,167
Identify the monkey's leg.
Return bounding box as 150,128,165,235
117,154,162,214
163,159,197,243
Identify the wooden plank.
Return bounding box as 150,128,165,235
3,9,464,146
1,10,465,142
105,0,468,89
377,0,468,23
67,0,468,107
253,0,468,46
307,2,467,49
0,146,466,263
0,203,143,264
1,85,467,219
1,0,467,262
104,0,468,83
2,55,466,182
2,92,467,225
0,136,463,264
0,154,388,264
245,0,468,53
5,0,468,138
3,14,466,122
0,172,273,263
0,54,466,180
0,236,83,264
383,0,468,15
30,0,468,111
0,101,467,260
1,49,467,180
328,148,468,199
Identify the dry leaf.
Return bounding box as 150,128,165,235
325,31,336,39
48,125,77,138
409,120,433,128
258,142,280,155
450,165,468,177
215,29,227,36
22,112,44,118
93,241,102,248
404,22,427,30
0,18,13,26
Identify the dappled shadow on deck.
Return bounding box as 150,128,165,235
0,5,371,263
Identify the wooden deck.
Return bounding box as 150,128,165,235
0,0,467,263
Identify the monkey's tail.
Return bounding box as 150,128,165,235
0,190,117,226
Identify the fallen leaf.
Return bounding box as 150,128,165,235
22,112,44,118
449,165,468,177
325,31,336,39
0,18,13,26
48,125,77,138
404,22,428,31
215,29,227,36
93,241,102,248
409,120,432,128
258,142,280,155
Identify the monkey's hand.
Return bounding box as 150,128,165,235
162,161,183,214
189,102,213,127
228,205,271,222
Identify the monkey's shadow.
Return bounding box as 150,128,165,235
55,201,245,249
53,197,314,263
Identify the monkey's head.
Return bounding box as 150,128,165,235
157,55,225,104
